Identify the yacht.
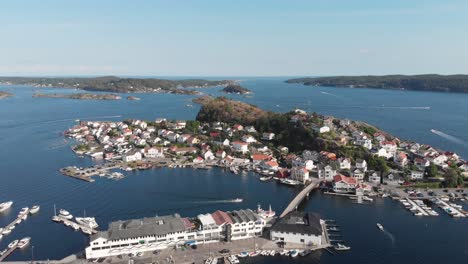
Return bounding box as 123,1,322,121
52,216,62,222
59,209,73,219
76,217,99,229
18,207,29,217
17,237,31,249
377,223,384,231
289,249,299,258
8,239,19,249
71,223,80,230
29,205,40,214
0,201,13,212
334,243,351,251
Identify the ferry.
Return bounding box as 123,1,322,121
334,243,351,251
29,205,40,214
376,223,384,231
8,240,19,249
76,217,99,229
0,201,13,212
17,237,31,249
59,209,73,219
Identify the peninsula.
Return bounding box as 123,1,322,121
0,76,232,95
0,91,13,99
286,74,468,93
221,84,252,94
33,93,122,100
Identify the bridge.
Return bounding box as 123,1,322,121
279,178,321,218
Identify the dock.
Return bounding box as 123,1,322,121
279,179,320,218
0,243,20,262
53,216,98,235
1,207,30,238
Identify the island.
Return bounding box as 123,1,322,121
33,93,122,100
0,91,13,99
286,74,468,93
126,96,141,100
0,76,232,95
221,84,252,94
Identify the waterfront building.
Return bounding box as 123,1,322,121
231,141,249,153
333,174,358,193
270,212,324,247
85,209,267,259
290,167,310,184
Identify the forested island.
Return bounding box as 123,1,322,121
0,91,13,99
221,84,251,94
286,74,468,93
0,76,232,95
33,93,122,100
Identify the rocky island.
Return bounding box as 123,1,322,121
0,91,13,99
221,84,252,94
0,76,232,95
33,93,122,100
286,74,468,93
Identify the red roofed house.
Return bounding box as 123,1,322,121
251,154,271,165
394,152,408,167
233,124,244,131
291,167,309,184
232,141,249,153
211,210,233,226
333,174,358,194
261,160,279,171
276,168,290,179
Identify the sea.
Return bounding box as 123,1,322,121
0,77,467,264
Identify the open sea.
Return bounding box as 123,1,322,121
0,77,467,263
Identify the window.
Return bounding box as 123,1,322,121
300,239,304,243
91,247,101,251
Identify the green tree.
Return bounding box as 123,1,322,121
425,163,438,178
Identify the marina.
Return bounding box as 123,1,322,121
0,206,32,238
0,237,31,262
51,208,99,235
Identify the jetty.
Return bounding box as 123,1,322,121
53,216,98,235
0,243,20,262
1,207,30,238
279,179,321,218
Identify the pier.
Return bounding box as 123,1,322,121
279,179,320,218
53,216,98,235
1,207,30,238
0,243,20,262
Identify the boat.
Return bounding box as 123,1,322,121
328,226,339,231
71,223,80,230
17,237,31,249
59,209,73,219
8,239,19,249
232,198,243,203
289,249,299,258
249,250,261,257
52,216,62,222
15,219,22,225
0,201,13,212
2,227,12,235
237,251,249,258
81,227,93,235
299,249,311,257
279,249,289,256
0,249,6,256
29,205,40,214
334,243,351,251
376,223,384,231
229,255,240,264
21,214,28,220
76,217,99,229
280,178,301,186
18,207,29,217
0,234,2,240
257,204,276,219
211,257,218,264
269,250,276,256
259,176,272,181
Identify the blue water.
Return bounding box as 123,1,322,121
0,78,467,263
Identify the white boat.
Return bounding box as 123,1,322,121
15,219,22,225
232,198,243,203
257,204,276,219
0,234,3,240
334,243,351,251
377,223,384,231
71,223,80,230
17,237,31,249
259,176,272,181
81,227,93,235
8,239,19,249
237,251,249,258
289,249,299,257
59,209,73,219
0,201,13,212
280,178,301,186
249,250,261,257
52,216,62,222
2,227,12,235
21,214,28,220
76,217,99,229
29,205,40,214
18,207,29,217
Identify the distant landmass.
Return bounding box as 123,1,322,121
0,91,13,99
33,93,122,100
221,84,251,94
0,76,232,95
286,74,468,93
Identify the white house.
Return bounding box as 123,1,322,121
242,135,257,143
333,174,357,193
352,169,365,181
292,158,315,171
270,212,324,247
369,172,381,184
356,159,368,172
338,158,351,170
409,170,424,180
232,141,249,153
262,133,275,141
123,151,142,162
145,147,163,158
203,150,214,160
290,167,309,184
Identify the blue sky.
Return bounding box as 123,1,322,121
0,0,467,76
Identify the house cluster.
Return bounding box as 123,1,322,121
85,207,270,259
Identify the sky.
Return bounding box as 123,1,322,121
0,0,467,76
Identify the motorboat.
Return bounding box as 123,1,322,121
76,217,99,229
2,225,14,235
8,239,19,249
59,209,73,219
81,227,93,235
0,201,13,212
289,249,299,258
280,178,301,186
249,250,261,257
52,216,62,222
29,205,40,214
334,243,351,251
377,223,384,231
259,176,272,181
17,237,31,249
232,198,243,203
71,223,80,230
299,249,312,257
237,251,249,258
18,207,29,217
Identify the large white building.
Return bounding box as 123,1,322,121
85,209,268,259
270,212,325,247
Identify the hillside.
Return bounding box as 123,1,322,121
0,76,232,94
286,74,468,93
0,91,13,99
196,97,268,125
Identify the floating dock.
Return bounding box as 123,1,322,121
1,207,30,238
52,215,98,235
0,243,20,262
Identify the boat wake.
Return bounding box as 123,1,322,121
383,229,396,246
191,199,243,204
320,91,340,98
430,129,467,146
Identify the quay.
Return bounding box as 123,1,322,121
53,216,98,235
279,179,320,218
0,243,20,262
